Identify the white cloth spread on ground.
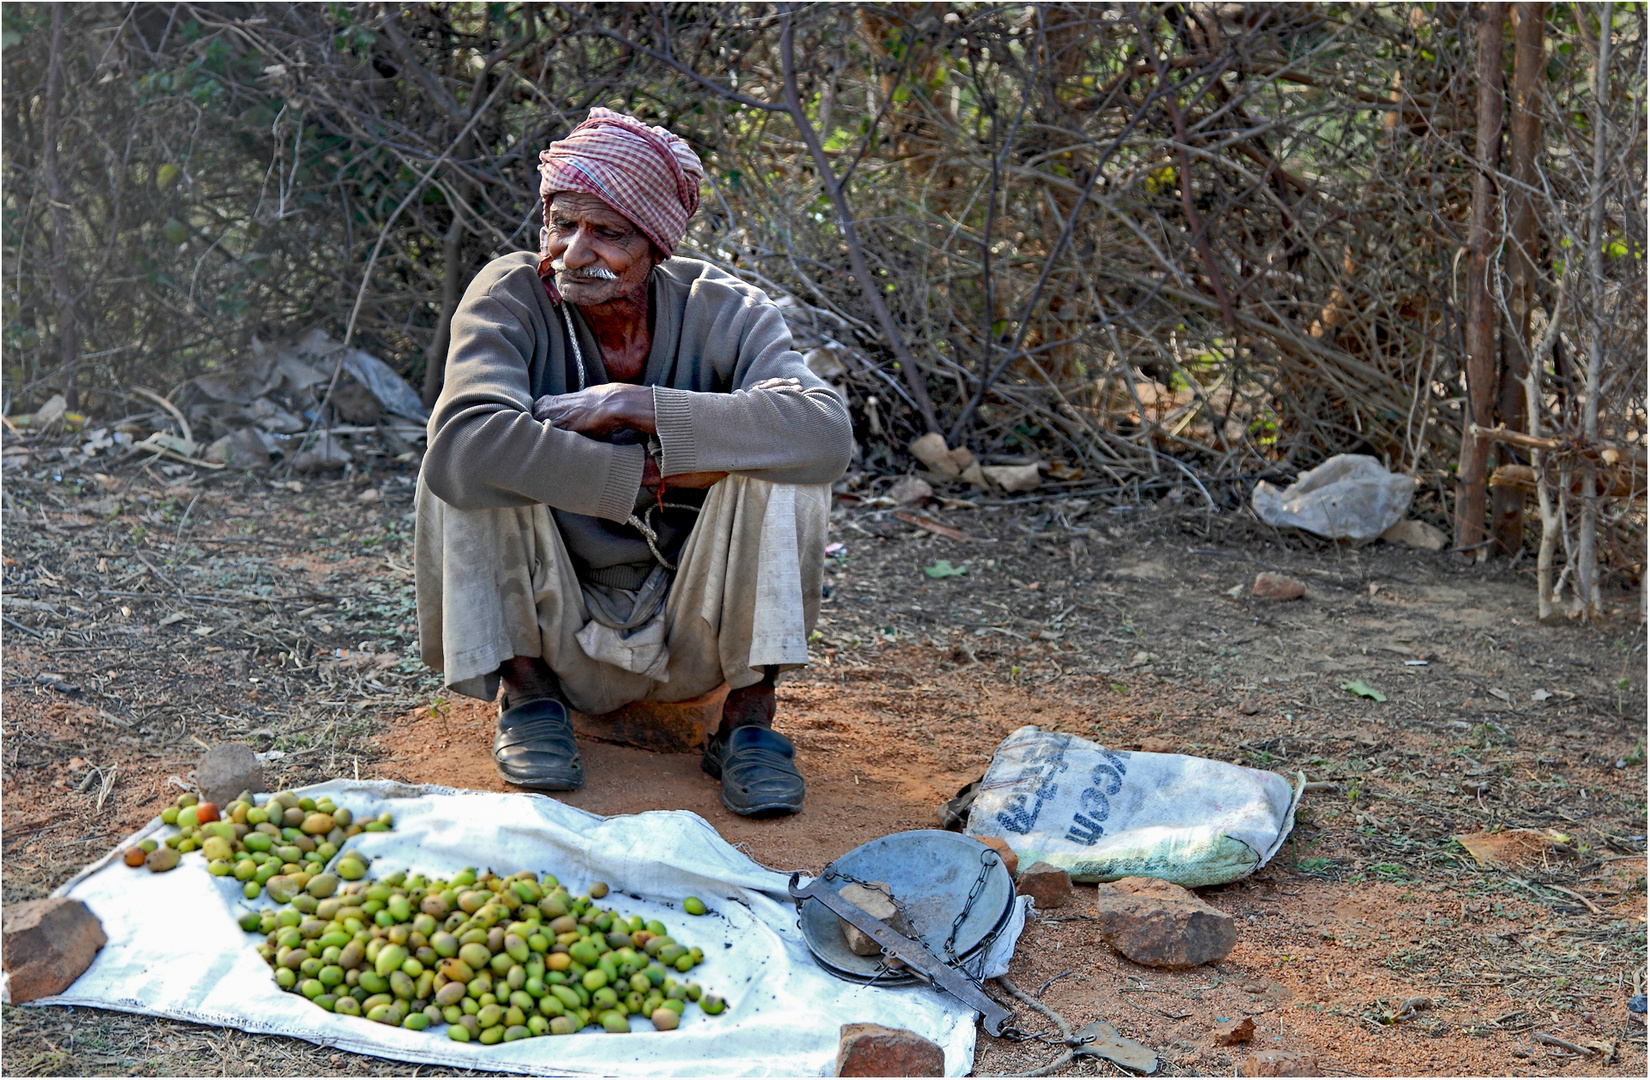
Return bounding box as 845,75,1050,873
966,727,1302,887
22,781,1023,1076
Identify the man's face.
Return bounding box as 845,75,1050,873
544,192,654,307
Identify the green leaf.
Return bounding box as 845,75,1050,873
1342,679,1387,702
156,163,181,189
923,560,969,579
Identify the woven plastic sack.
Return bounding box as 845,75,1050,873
965,727,1302,887
1251,453,1414,541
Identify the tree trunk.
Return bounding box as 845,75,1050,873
1456,2,1506,554
1577,0,1613,620
1494,2,1545,555
42,2,77,411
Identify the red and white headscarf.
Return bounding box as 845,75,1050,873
537,108,704,284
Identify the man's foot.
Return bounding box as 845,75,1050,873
701,725,804,817
702,668,803,816
493,657,582,792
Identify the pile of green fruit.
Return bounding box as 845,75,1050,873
243,866,727,1041
124,790,392,899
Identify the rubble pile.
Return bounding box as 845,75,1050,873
3,330,428,476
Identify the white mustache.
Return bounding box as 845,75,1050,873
551,261,618,281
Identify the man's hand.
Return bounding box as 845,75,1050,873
640,456,728,493
532,383,655,437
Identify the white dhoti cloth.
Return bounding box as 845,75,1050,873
414,474,829,716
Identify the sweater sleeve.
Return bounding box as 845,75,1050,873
652,297,854,484
421,275,645,519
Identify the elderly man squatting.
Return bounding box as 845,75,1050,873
414,109,852,817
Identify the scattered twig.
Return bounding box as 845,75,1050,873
1036,970,1075,997
1533,1032,1597,1055
3,615,48,639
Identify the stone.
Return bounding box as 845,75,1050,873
1379,518,1447,551
1138,736,1175,754
1251,572,1305,601
356,487,381,504
974,836,1018,877
197,741,266,807
291,432,352,473
203,426,274,469
837,1023,945,1077
1237,696,1261,715
836,882,912,956
982,463,1041,492
1212,1016,1256,1045
1015,861,1071,908
331,376,382,425
2,898,107,1002
571,685,727,754
1092,876,1237,968
1239,1049,1321,1077
908,433,960,476
888,475,934,505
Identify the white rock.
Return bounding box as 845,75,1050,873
908,433,960,476
888,475,933,505
982,463,1042,492
1379,518,1447,551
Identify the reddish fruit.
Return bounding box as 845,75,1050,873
124,847,146,867
195,801,220,824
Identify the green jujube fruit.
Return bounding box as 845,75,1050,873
683,897,706,916
374,944,408,978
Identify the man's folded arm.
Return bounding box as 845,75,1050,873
421,286,645,520
652,302,854,484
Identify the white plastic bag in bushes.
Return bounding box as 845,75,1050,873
965,727,1302,887
1251,453,1414,541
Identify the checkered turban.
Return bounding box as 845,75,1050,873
537,109,704,279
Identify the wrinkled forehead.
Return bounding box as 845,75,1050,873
547,191,639,233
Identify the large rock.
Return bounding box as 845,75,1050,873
1239,1049,1321,1077
837,882,912,956
1251,572,1306,601
1092,876,1236,968
837,1023,945,1077
197,742,266,807
1015,861,1071,908
2,898,107,1002
571,685,727,754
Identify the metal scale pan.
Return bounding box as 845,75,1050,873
797,830,1016,985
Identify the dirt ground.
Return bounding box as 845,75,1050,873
2,446,1645,1077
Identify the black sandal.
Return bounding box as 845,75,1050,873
701,725,804,817
494,697,584,792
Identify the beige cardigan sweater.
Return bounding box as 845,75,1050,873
421,252,852,570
